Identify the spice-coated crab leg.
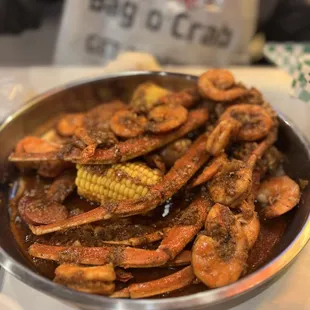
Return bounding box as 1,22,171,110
66,108,209,164
9,108,208,165
191,154,227,188
29,195,210,268
166,250,192,267
54,264,116,295
102,230,166,246
111,266,195,299
29,134,210,235
247,129,277,169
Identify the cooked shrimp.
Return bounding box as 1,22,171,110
110,110,147,138
198,69,247,101
85,100,127,126
56,113,85,137
244,87,264,105
206,119,241,156
208,159,252,207
192,204,248,288
204,69,235,89
147,105,188,133
257,176,301,219
220,104,274,141
15,136,61,154
13,137,66,177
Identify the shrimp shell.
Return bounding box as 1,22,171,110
198,69,247,102
257,176,301,219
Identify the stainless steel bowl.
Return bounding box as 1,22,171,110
0,72,309,310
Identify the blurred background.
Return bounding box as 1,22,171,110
0,0,310,66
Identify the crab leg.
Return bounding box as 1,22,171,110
65,108,209,164
54,264,116,295
111,266,195,299
60,282,115,295
29,244,170,267
158,225,200,260
9,108,208,165
29,134,210,235
166,250,192,267
55,264,116,282
29,207,111,235
29,195,209,267
247,129,277,169
191,154,227,187
46,170,76,202
102,230,166,246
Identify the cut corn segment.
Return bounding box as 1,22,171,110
76,162,163,203
130,82,170,112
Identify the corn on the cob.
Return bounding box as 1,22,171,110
76,162,162,203
130,82,170,112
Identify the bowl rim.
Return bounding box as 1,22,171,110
0,71,309,310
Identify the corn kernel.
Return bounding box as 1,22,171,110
128,188,135,198
142,187,148,196
110,181,116,190
119,184,125,195
123,188,129,197
136,185,143,195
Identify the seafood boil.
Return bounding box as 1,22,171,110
8,69,302,299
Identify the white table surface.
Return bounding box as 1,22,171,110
0,66,309,310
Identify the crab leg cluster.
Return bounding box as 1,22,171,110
9,70,302,298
